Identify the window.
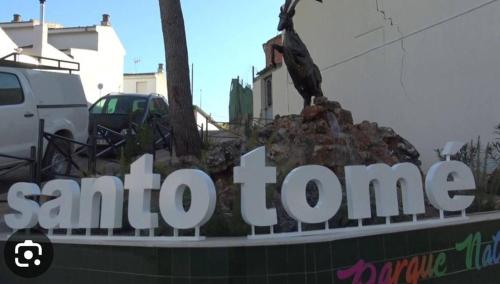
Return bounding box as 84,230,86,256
136,81,148,94
105,98,118,114
265,76,272,107
0,72,24,106
90,98,106,114
150,98,169,117
90,96,148,116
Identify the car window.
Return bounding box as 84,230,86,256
150,98,169,116
0,72,24,106
105,98,118,114
90,98,106,114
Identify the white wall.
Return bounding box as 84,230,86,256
52,26,125,103
1,23,125,104
254,0,500,169
123,72,167,97
48,30,99,51
124,75,157,94
0,27,17,57
196,112,219,131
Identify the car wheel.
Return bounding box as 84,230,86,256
42,139,72,180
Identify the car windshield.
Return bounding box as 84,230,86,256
91,96,148,117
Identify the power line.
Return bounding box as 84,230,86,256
322,0,500,72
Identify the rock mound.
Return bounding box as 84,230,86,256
256,97,420,177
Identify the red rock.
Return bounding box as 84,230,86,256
301,105,326,122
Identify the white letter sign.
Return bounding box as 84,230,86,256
125,154,161,229
234,147,277,227
159,169,216,229
425,161,476,211
79,176,124,229
5,183,40,229
345,163,425,220
281,165,342,224
39,180,80,229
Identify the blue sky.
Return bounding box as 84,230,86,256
0,0,284,121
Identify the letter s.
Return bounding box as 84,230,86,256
5,183,41,229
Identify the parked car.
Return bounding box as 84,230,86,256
0,66,89,177
88,93,171,154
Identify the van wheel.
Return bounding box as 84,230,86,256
42,139,72,179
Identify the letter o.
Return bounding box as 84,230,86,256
281,166,342,224
159,169,217,229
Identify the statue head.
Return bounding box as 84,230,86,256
278,0,296,31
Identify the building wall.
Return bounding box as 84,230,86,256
48,30,99,51
1,22,125,104
263,35,283,67
254,0,500,169
53,27,125,103
123,72,167,97
155,73,167,97
1,24,36,47
0,27,17,56
123,75,157,94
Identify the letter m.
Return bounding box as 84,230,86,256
345,163,425,220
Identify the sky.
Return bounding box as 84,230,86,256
0,0,284,121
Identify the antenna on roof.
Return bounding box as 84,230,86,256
39,0,46,23
133,58,141,73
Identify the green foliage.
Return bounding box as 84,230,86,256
246,125,261,151
118,124,156,179
202,185,249,237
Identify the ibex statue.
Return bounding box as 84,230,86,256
272,0,324,108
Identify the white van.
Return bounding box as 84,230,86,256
0,67,88,176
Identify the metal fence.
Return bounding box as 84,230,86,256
0,118,172,186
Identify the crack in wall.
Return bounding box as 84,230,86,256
375,0,409,97
375,0,394,26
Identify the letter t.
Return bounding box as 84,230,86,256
124,154,161,229
234,147,277,227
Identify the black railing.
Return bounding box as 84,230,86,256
0,118,172,185
0,52,80,74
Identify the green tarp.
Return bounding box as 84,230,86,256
229,78,253,124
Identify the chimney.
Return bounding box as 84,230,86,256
158,63,164,73
12,14,21,23
101,14,111,26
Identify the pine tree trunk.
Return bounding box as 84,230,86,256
159,0,201,158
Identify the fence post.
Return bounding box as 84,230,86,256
29,146,36,183
205,122,208,143
36,119,45,184
89,121,97,176
200,123,204,145
152,120,157,162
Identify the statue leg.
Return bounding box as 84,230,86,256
304,96,312,107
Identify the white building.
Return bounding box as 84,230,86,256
0,12,125,103
253,0,500,169
123,64,168,97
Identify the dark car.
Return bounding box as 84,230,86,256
88,93,171,154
